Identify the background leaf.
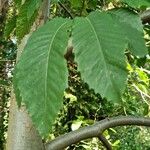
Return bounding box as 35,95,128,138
14,18,71,136
121,0,150,8
4,15,16,38
27,0,42,20
16,0,42,40
69,0,82,8
14,0,22,8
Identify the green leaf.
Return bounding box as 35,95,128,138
72,11,128,102
69,0,82,8
4,15,16,38
109,8,148,57
0,80,9,86
27,0,42,20
14,18,71,136
121,0,150,8
16,0,42,40
87,0,97,9
14,0,22,8
13,78,22,107
109,8,143,32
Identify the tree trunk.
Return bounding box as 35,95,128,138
6,1,49,149
6,93,45,150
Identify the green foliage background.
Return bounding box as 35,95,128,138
48,0,150,149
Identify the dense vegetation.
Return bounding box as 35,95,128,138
0,0,150,149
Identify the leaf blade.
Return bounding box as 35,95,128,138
14,18,71,136
109,8,148,57
72,12,128,102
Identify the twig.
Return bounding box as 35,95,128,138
132,84,150,100
41,0,51,22
80,0,85,16
45,116,150,150
0,60,15,62
140,9,150,23
98,134,112,150
139,68,150,75
58,2,74,19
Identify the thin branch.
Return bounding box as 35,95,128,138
58,2,74,19
45,116,150,150
140,9,150,23
47,0,50,19
0,60,15,62
132,84,150,99
98,134,112,150
41,0,50,22
80,0,85,16
139,68,150,75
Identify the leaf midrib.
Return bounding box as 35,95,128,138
44,21,68,125
85,17,113,93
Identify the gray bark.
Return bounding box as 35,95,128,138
46,116,150,150
6,93,45,150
